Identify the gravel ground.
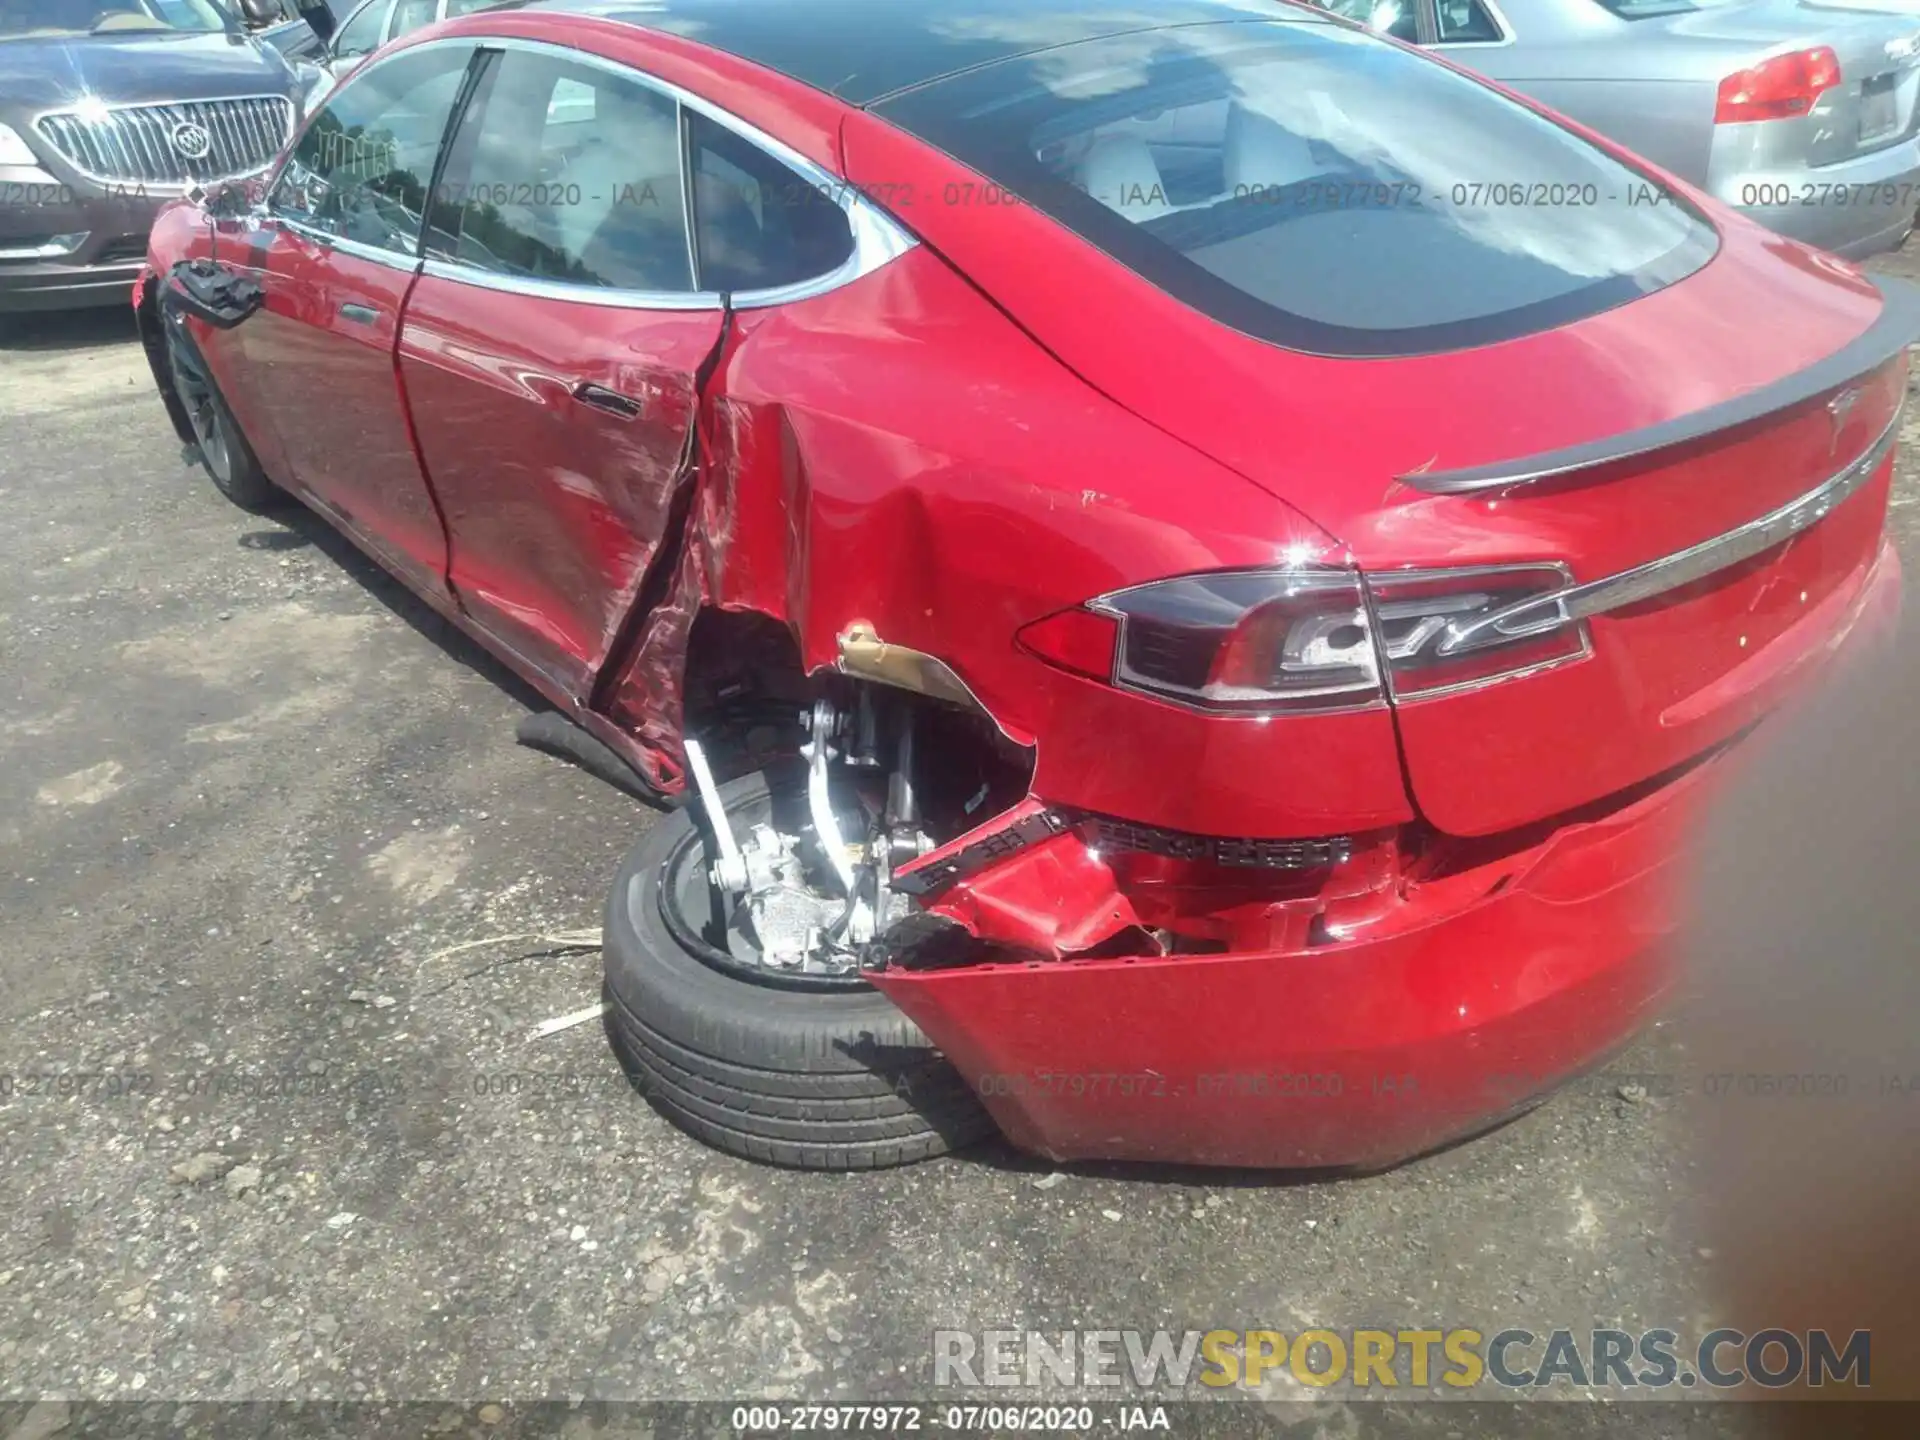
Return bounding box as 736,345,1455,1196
3,249,1918,1426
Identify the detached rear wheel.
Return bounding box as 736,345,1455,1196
602,765,995,1169
166,318,278,512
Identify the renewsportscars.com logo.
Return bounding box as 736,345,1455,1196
932,1328,1870,1392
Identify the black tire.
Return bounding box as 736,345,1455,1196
165,318,279,512
602,766,996,1169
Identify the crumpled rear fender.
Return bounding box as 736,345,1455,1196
593,243,1414,837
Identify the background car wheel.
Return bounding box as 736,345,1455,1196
602,767,997,1170
166,321,278,512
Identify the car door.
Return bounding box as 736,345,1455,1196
395,44,734,699
227,38,477,598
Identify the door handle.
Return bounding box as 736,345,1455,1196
570,382,643,419
339,302,379,325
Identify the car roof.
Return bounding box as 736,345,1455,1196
520,0,1299,106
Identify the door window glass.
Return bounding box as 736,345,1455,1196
432,49,694,292
387,0,434,39
685,110,854,292
328,0,389,59
269,42,475,257
1435,0,1504,41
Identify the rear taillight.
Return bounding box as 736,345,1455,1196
1017,563,1588,712
1367,565,1586,698
1715,47,1841,125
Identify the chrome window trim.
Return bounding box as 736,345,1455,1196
413,35,915,312
279,214,422,271
31,94,296,194
1426,403,1902,661
419,256,720,305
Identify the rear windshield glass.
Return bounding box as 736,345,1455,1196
875,18,1717,357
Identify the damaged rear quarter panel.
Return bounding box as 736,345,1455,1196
670,245,1413,837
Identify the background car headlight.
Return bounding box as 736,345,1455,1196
0,123,41,167
1016,563,1588,711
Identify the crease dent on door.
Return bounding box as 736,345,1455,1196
589,301,744,795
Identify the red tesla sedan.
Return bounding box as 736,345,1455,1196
137,0,1913,1171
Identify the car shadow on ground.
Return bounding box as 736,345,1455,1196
0,306,138,353
250,497,558,724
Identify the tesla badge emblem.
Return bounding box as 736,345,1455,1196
171,121,212,161
1827,386,1862,457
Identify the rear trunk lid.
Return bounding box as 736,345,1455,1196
1085,239,1913,836
1359,334,1905,834
1125,242,1913,834
1673,2,1920,163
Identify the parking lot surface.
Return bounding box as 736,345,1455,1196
4,250,1920,1419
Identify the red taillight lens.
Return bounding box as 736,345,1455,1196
1090,568,1381,712
1021,564,1591,712
1715,47,1841,125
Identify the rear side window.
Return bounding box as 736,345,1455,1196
431,48,695,293
875,17,1716,357
686,111,855,292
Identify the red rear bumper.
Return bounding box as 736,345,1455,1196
872,541,1901,1170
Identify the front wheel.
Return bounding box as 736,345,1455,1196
602,766,996,1169
166,318,278,512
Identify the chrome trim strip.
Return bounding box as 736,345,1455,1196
1438,404,1902,655
279,215,421,273
419,256,724,306
399,35,915,311
1402,275,1920,495
0,232,89,260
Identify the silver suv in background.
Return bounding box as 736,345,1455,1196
1321,0,1920,258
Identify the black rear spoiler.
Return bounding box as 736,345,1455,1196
1400,275,1920,496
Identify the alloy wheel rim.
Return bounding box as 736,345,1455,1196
173,355,231,484
655,786,873,994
